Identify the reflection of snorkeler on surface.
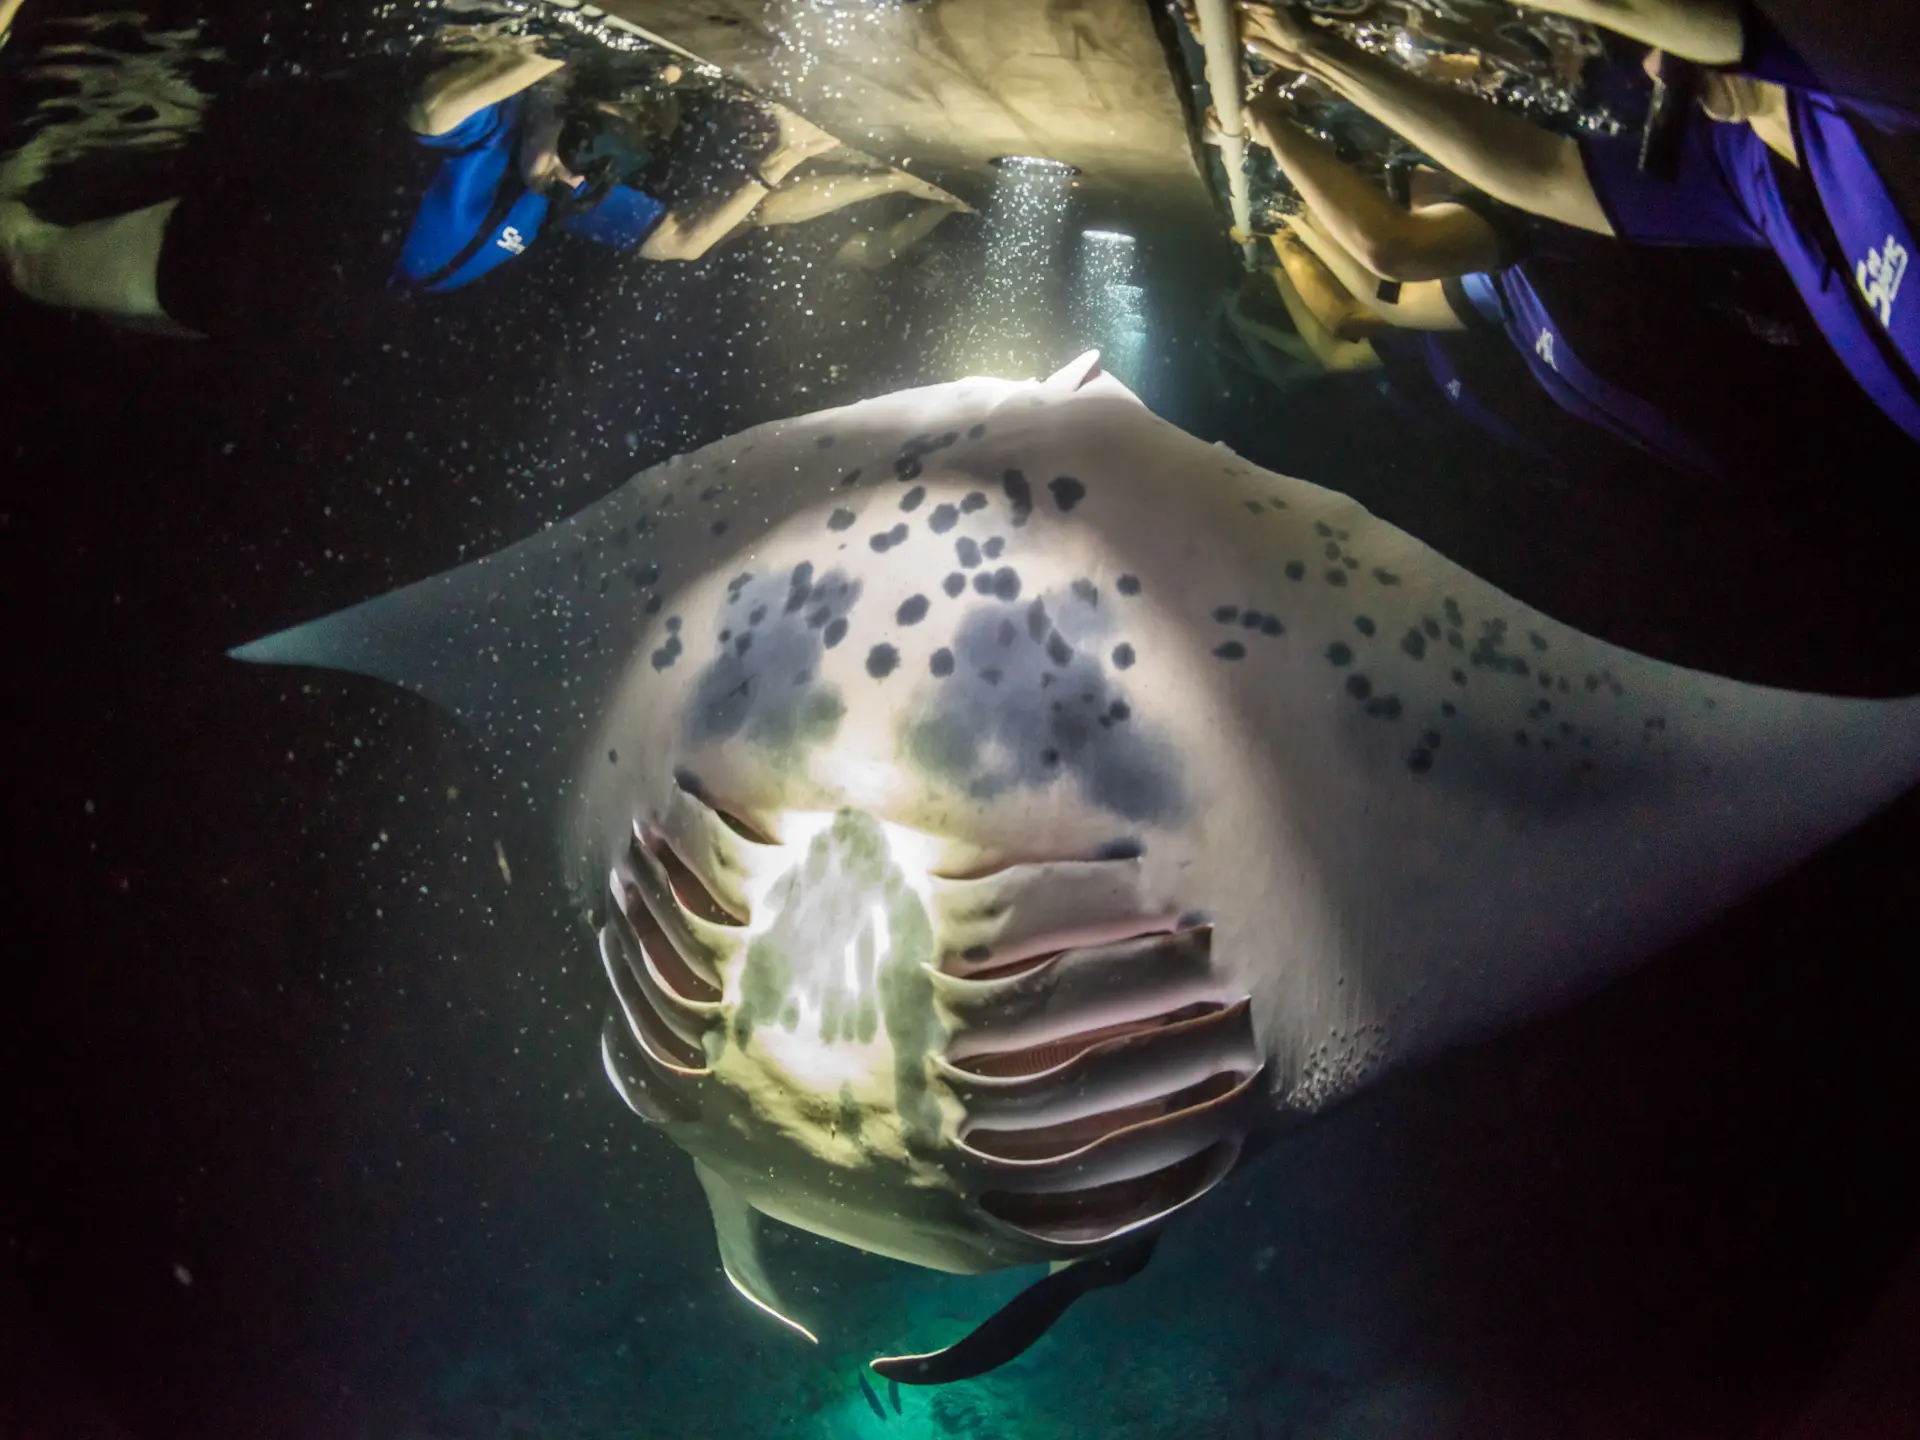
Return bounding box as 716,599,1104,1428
1235,0,1920,447
1225,21,1917,490
395,35,967,291
0,17,966,334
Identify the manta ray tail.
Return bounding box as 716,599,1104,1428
870,1232,1161,1386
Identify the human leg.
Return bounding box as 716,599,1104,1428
1,196,200,332
831,197,966,270
751,166,959,228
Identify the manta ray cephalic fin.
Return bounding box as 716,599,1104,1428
1043,348,1120,395
870,1231,1161,1385
693,1159,818,1344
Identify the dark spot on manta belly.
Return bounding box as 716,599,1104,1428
1003,470,1034,524
929,504,959,534
901,486,926,513
906,599,1182,824
931,648,955,678
1214,642,1246,660
957,537,982,568
961,492,988,513
1048,476,1086,512
972,568,1021,601
944,573,967,597
684,571,855,754
898,595,930,625
1112,644,1135,669
828,508,856,531
824,618,849,648
1117,575,1142,596
871,524,910,553
867,645,900,678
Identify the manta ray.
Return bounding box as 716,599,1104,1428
234,354,1920,1382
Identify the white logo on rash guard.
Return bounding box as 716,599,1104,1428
1534,329,1557,370
496,225,527,256
1446,379,1463,399
1857,234,1909,328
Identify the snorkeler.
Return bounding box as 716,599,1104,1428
1230,75,1837,490
1236,1,1920,447
1259,200,1718,492
0,25,963,332
396,39,839,287
397,34,966,291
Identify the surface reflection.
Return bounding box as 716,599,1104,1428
9,3,1919,1439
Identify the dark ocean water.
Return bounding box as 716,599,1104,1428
10,6,1920,1438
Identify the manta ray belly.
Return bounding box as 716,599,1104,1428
234,358,1920,1355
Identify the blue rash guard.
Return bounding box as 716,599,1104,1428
393,96,669,293
1578,36,1920,443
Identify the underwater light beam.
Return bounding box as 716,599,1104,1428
946,155,1077,379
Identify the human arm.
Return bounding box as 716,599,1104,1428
1263,237,1385,371
407,42,566,137
1243,96,1505,279
1286,212,1466,331
1498,0,1743,64
1239,3,1615,235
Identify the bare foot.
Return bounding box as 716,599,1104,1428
759,104,841,182
0,199,46,288
888,168,969,210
